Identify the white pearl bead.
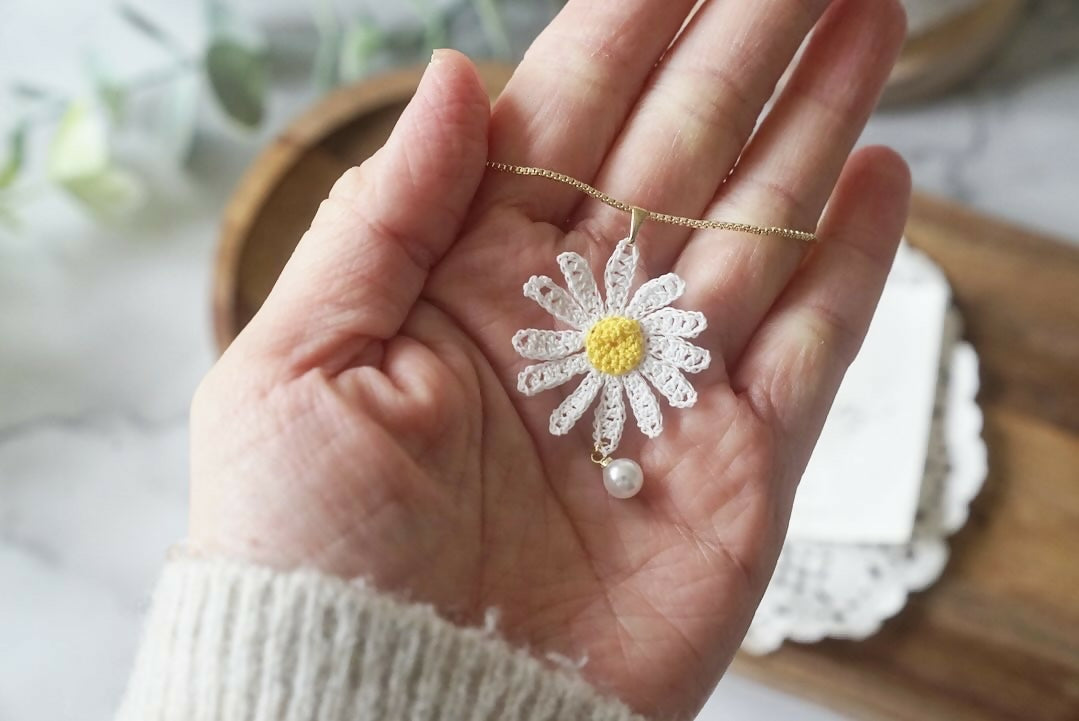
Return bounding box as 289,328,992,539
603,458,644,499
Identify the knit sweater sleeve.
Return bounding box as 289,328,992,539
115,555,647,721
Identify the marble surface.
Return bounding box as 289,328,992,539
1,1,1077,720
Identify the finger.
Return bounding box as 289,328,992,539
678,0,907,362
734,146,911,478
572,0,830,269
237,50,490,373
479,0,700,223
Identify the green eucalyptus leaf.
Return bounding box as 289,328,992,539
380,27,425,55
312,0,339,39
0,123,27,188
62,168,144,219
205,39,267,128
472,0,511,57
338,20,383,83
10,82,57,102
205,0,265,49
47,102,109,182
408,0,447,51
118,3,169,43
312,0,342,92
204,0,231,36
10,82,66,118
47,101,143,218
312,28,342,90
88,54,127,124
312,0,342,91
97,81,127,123
157,73,201,164
118,3,185,58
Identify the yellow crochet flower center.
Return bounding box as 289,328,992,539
585,316,645,376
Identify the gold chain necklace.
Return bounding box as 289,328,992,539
485,161,817,244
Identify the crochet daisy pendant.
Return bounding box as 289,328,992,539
512,237,710,498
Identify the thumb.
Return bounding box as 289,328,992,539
241,49,490,373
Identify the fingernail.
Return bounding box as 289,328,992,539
431,48,450,65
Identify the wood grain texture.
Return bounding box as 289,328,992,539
213,65,1079,721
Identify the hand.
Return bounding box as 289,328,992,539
189,1,910,717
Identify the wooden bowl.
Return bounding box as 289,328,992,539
882,0,1027,105
212,61,515,352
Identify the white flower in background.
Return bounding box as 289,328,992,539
513,238,711,458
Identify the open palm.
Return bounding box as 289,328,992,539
190,1,911,718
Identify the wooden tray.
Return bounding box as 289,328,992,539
213,64,1079,721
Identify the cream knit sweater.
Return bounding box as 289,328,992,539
116,555,647,721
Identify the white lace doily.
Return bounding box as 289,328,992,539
742,309,987,654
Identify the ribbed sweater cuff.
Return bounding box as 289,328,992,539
116,555,646,721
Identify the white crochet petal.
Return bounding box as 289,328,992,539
639,357,698,408
623,371,663,438
640,308,708,339
512,329,584,361
648,336,711,374
625,273,686,319
549,370,603,435
557,252,604,320
604,238,639,315
517,353,589,396
523,276,588,329
593,376,626,456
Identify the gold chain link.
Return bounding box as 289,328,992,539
485,161,817,244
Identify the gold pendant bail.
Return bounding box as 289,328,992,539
628,206,649,245
591,444,613,467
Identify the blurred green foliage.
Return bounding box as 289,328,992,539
2,0,535,229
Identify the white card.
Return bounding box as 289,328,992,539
785,243,951,544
